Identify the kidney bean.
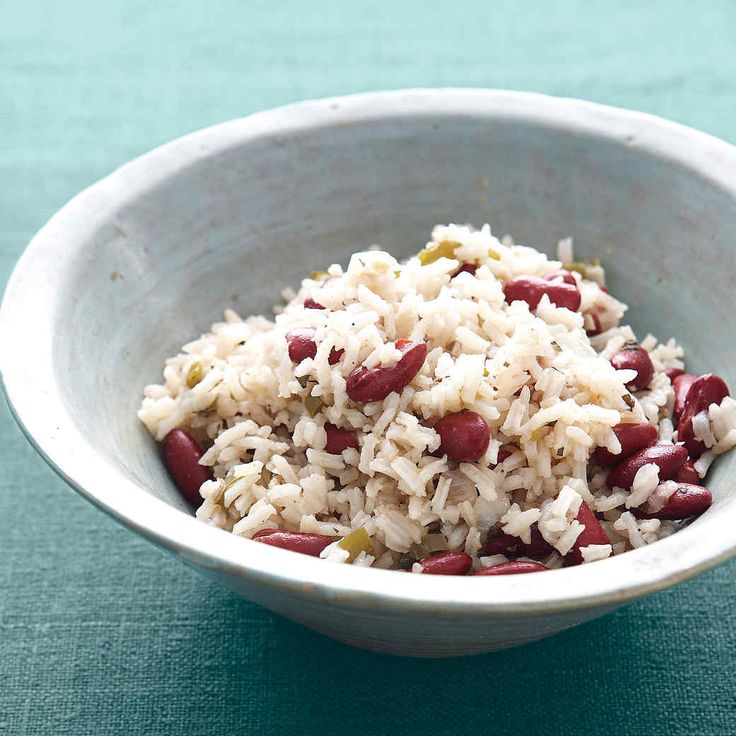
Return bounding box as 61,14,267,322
474,561,548,575
672,373,698,418
287,329,343,365
674,460,700,485
490,449,513,469
503,275,581,312
543,269,577,285
586,312,603,337
346,339,427,403
324,423,359,454
635,483,712,520
610,341,654,391
434,410,490,462
678,374,730,458
606,442,688,490
682,374,730,418
161,429,212,505
479,534,516,556
303,296,325,309
253,529,333,556
665,367,684,382
418,551,473,575
592,422,658,467
286,328,317,363
451,263,478,278
566,500,609,565
678,419,707,460
480,525,553,558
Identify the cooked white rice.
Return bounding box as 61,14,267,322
138,223,736,571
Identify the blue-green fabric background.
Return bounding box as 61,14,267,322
2,2,735,734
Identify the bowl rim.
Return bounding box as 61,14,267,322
2,87,736,616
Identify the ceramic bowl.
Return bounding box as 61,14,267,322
2,89,735,657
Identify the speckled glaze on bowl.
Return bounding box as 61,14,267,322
2,89,735,657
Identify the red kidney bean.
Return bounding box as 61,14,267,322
479,534,517,556
665,367,684,382
303,296,325,309
418,551,473,575
253,529,333,556
161,429,212,505
678,374,730,458
566,500,609,565
323,423,359,454
286,328,317,363
503,275,581,312
346,339,427,403
678,420,706,461
490,449,513,469
592,422,658,467
606,442,688,490
451,263,478,278
672,373,698,419
474,561,548,575
682,374,729,418
674,460,700,485
586,312,603,337
434,410,490,462
480,525,553,559
543,269,577,285
635,483,712,520
287,330,343,365
609,341,654,391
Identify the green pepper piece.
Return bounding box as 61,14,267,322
410,533,448,560
337,527,373,562
304,394,322,417
417,240,461,266
564,258,601,279
186,361,204,388
424,533,448,553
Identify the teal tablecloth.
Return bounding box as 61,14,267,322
2,2,735,734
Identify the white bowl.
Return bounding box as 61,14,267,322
2,89,735,657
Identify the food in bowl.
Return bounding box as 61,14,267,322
138,224,735,574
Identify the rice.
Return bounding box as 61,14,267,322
139,223,736,571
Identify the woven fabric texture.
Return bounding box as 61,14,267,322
1,1,735,733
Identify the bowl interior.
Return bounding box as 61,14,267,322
4,91,736,607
